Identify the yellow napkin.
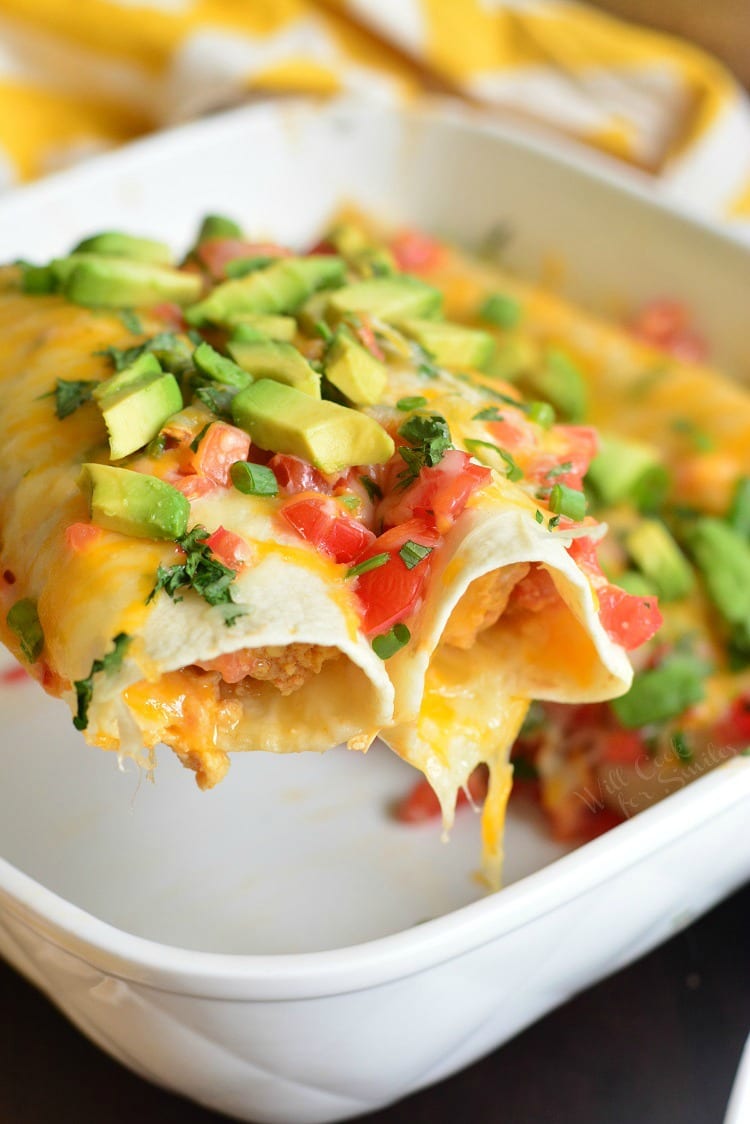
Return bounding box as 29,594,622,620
0,0,749,233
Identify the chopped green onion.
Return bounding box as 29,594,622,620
728,476,750,540
465,438,523,482
399,541,433,570
478,292,521,329
527,400,555,429
671,731,693,763
6,598,44,662
193,340,251,389
189,422,212,453
372,622,411,660
549,483,587,521
397,396,428,411
347,553,389,579
230,461,279,496
73,633,131,731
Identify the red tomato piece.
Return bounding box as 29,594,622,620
353,518,441,635
150,301,185,330
382,449,491,534
715,693,750,747
171,474,216,500
394,764,489,823
65,523,102,552
196,239,290,279
630,298,708,363
204,526,253,570
190,422,251,486
596,585,663,651
598,728,646,765
390,229,444,273
354,318,385,361
269,454,334,496
281,497,375,564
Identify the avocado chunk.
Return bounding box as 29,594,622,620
326,222,396,277
94,352,183,460
54,255,202,308
685,518,750,655
193,341,252,389
324,332,387,405
485,335,538,382
196,214,243,243
185,256,345,326
327,276,442,323
518,347,587,423
231,379,394,474
71,232,172,266
229,315,297,341
586,435,670,513
228,339,320,398
395,318,495,371
611,653,707,728
80,463,190,540
625,519,694,602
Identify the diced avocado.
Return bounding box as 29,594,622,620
616,571,659,598
231,379,394,474
518,347,587,423
326,223,396,277
193,341,252,389
229,315,296,341
80,463,190,540
484,335,538,381
686,518,750,654
625,519,694,602
611,653,707,728
55,255,202,308
324,332,387,405
478,292,522,329
586,435,670,512
228,339,320,398
328,276,442,323
395,318,495,371
728,476,750,540
94,352,183,460
185,256,345,326
297,291,332,335
71,232,172,266
196,214,243,243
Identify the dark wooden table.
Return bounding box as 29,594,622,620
2,883,748,1124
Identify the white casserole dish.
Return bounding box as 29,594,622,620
0,99,749,1124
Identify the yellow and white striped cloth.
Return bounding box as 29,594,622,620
1,0,750,235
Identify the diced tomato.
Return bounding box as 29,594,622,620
381,449,491,534
551,803,625,844
630,298,708,363
150,301,185,330
488,417,527,450
353,518,441,635
598,728,646,765
190,422,251,486
597,585,663,651
65,522,102,552
171,474,216,500
196,239,290,280
394,765,489,823
269,454,334,496
715,693,750,747
203,526,253,570
281,496,375,564
567,536,601,576
306,239,337,256
529,426,598,490
509,564,559,614
390,229,444,273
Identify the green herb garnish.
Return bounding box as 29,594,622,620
478,292,521,329
671,731,694,763
360,476,383,502
399,541,433,570
549,483,587,522
73,633,131,731
118,308,143,335
6,598,44,662
397,413,453,488
315,320,333,342
464,438,523,482
147,525,246,619
195,384,240,420
473,406,504,422
372,622,411,660
53,378,98,420
397,396,428,412
230,461,279,496
535,509,544,524
347,553,390,579
189,423,212,453
98,331,181,373
527,401,555,429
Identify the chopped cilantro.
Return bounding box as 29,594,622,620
472,406,504,422
6,598,44,662
671,731,694,763
54,378,97,419
195,384,240,420
118,308,143,335
535,509,544,524
189,422,212,453
397,396,428,411
399,541,433,570
397,413,453,488
230,461,279,496
372,622,411,660
147,525,246,620
347,553,390,579
359,475,383,502
97,331,184,373
546,461,573,480
73,633,131,731
464,438,523,482
548,515,561,529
